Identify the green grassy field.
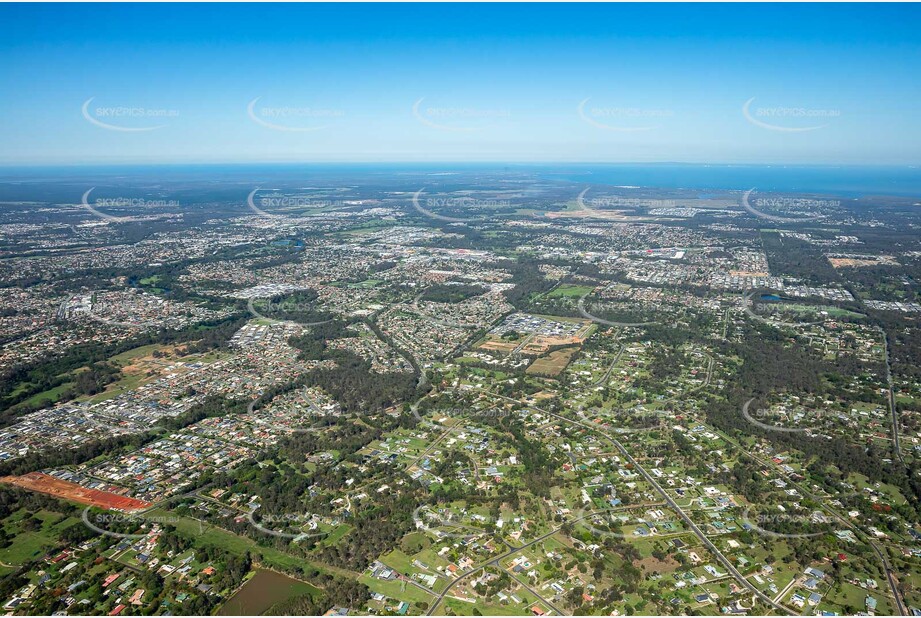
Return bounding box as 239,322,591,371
0,509,81,566
16,382,75,408
546,284,595,298
146,508,357,579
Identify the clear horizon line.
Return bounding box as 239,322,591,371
1,160,919,170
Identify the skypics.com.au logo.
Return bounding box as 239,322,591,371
738,397,853,437
411,405,515,425
742,97,841,132
246,509,327,542
740,189,828,223
741,507,841,540
578,98,673,132
246,188,347,220
412,506,494,540
412,98,510,132
82,98,178,132
80,188,180,223
82,509,184,539
247,97,344,132
411,189,510,224
588,196,678,209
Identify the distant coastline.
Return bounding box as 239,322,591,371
0,162,919,197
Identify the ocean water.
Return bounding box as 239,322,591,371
535,164,921,197
1,163,919,198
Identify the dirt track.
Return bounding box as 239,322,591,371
2,472,151,512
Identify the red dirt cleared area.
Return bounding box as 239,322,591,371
1,472,151,512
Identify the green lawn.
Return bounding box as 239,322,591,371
16,382,75,408
315,523,352,548
546,284,595,299
380,548,417,574
358,573,436,604
442,597,536,616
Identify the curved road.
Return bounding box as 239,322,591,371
741,398,808,434
742,292,822,329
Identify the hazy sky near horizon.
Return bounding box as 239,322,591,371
1,3,920,166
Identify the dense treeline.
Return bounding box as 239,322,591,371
876,313,921,381
207,406,425,572
316,489,422,571
288,320,354,360
72,362,120,396
0,490,89,605
266,578,370,616
698,321,918,508
475,413,561,501
0,487,86,530
725,324,825,396
288,319,421,413
420,283,487,303
309,351,417,413
156,395,247,431
760,231,839,284
496,258,557,309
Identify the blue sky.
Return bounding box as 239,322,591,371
1,3,919,165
